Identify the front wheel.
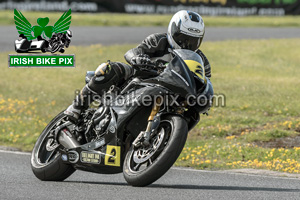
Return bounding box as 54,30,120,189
31,111,76,181
123,115,188,187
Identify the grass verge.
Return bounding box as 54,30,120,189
1,10,300,27
0,39,300,173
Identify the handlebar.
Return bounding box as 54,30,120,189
132,59,167,71
132,63,158,77
131,59,167,78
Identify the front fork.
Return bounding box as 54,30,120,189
132,96,162,147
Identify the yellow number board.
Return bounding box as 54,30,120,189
105,145,121,167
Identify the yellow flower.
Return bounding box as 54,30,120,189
288,122,292,129
29,97,34,103
51,100,56,106
226,135,235,140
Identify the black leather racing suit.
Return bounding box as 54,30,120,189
73,33,211,110
124,33,211,78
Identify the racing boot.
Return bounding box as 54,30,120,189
64,84,97,123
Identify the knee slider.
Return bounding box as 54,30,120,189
95,62,110,76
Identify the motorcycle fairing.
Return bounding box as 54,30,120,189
111,84,169,137
174,49,206,84
142,50,204,97
184,60,205,83
60,84,170,174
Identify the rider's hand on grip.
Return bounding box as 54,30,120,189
130,54,152,65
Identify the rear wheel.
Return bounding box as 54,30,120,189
123,115,188,187
31,112,76,181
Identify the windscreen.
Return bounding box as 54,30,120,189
174,49,205,82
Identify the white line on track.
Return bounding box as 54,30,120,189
173,167,300,180
0,149,31,155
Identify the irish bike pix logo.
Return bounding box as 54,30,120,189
9,9,75,68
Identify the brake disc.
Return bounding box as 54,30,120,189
133,128,165,164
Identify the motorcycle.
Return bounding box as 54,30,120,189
48,30,72,54
31,49,214,186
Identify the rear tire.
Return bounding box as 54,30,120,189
123,115,188,186
31,112,76,181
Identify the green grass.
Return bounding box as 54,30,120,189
175,38,300,173
1,38,300,173
1,10,300,27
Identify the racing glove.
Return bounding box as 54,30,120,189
130,54,151,65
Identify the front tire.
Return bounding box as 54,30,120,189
31,112,76,181
123,115,188,186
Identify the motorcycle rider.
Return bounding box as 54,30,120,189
49,30,72,53
64,10,211,122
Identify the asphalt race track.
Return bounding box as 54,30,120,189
1,150,300,200
1,26,300,52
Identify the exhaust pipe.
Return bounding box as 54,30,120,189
58,128,80,149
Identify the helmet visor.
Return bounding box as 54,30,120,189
172,32,202,51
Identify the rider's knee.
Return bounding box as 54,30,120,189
111,62,133,81
88,62,132,94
